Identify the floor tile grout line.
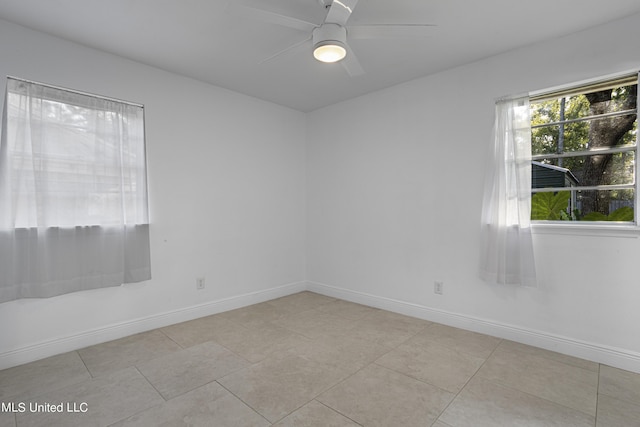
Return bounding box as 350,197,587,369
486,342,600,418
431,337,505,425
473,375,599,421
369,361,459,424
132,364,169,402
366,325,505,417
74,349,94,379
96,365,166,427
284,350,379,423
102,368,244,425
166,330,256,367
462,342,600,422
133,338,258,401
313,358,458,427
72,329,185,380
212,339,257,366
497,340,600,374
1,353,94,405
369,358,457,394
597,388,640,410
314,398,364,426
594,363,601,427
270,317,411,425
306,362,376,425
157,327,187,350
214,379,273,425
112,366,268,424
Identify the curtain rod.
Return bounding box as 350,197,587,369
7,76,144,108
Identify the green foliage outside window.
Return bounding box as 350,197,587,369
531,191,634,221
531,191,572,221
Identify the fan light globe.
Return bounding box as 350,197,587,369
313,41,346,63
312,24,348,63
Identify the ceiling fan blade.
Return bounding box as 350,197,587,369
227,0,317,33
341,43,364,77
348,24,436,39
260,37,312,64
325,0,359,26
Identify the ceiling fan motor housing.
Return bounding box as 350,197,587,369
312,23,347,50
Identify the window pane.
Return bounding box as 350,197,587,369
533,151,635,187
531,189,634,221
532,122,636,156
531,85,637,126
577,189,635,221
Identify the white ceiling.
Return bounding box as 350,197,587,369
1,0,639,112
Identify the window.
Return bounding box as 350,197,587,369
0,77,150,302
530,73,638,223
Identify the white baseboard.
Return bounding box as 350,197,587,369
0,281,306,370
306,280,640,374
5,279,640,374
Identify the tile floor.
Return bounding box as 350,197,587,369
1,291,640,426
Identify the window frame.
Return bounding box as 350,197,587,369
528,71,640,232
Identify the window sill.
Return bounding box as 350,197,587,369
531,222,640,238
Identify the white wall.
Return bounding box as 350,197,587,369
0,19,307,368
307,12,640,371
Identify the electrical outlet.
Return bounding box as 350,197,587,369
196,277,205,290
434,281,444,295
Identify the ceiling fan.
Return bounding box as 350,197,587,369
228,0,435,76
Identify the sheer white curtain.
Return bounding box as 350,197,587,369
0,78,150,302
479,95,536,287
